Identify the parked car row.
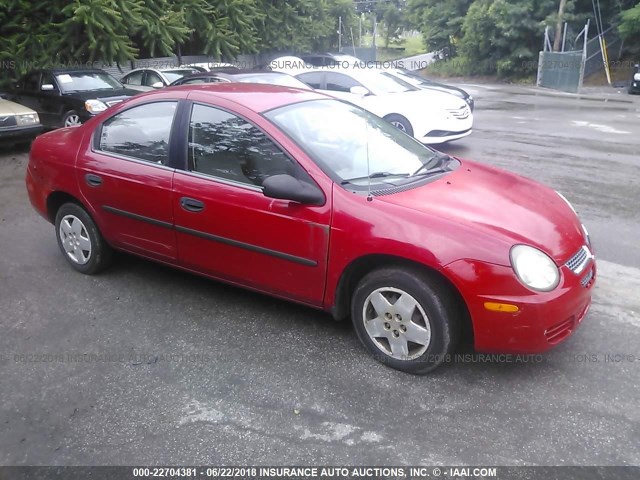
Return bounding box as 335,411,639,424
26,82,595,374
3,53,475,147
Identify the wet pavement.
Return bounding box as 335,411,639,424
0,85,639,467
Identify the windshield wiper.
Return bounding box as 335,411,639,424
341,171,409,185
411,153,452,177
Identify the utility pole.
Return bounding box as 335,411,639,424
553,0,568,52
338,16,342,53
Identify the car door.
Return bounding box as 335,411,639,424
172,102,331,306
37,72,62,126
77,100,181,262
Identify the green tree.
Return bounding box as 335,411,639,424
619,2,640,55
407,0,472,53
383,3,403,48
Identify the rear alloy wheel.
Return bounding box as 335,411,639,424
63,111,82,127
384,114,414,137
351,267,459,374
55,203,113,274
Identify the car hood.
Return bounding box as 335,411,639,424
378,160,585,265
0,98,36,115
378,89,468,111
62,88,140,102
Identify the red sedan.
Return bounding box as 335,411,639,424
25,84,595,374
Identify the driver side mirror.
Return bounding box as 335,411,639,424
262,175,325,206
350,86,370,96
41,84,55,91
151,82,164,89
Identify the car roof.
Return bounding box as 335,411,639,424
167,83,327,112
31,68,111,75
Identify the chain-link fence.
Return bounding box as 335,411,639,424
536,23,588,93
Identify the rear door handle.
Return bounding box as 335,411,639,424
180,197,205,212
85,173,103,187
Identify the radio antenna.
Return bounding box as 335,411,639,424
366,115,373,202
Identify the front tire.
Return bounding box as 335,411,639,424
55,203,113,274
351,267,459,374
62,110,82,128
384,114,414,137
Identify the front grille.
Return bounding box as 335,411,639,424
0,115,18,128
565,246,591,274
545,316,575,343
581,267,595,288
446,105,471,120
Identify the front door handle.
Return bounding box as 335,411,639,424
180,197,205,212
85,173,103,187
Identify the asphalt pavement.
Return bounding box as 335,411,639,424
0,85,639,467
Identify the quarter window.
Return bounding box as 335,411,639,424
188,104,298,187
99,102,177,164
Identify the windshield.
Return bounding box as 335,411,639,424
236,74,311,90
387,70,424,86
266,99,444,187
162,69,196,83
361,72,415,94
55,72,123,93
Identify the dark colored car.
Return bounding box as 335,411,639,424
630,64,640,94
385,68,475,111
170,70,312,90
10,69,140,128
26,84,595,374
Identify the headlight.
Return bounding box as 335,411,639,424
85,99,107,114
510,245,560,292
634,73,640,81
16,113,39,126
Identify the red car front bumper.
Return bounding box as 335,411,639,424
443,255,595,353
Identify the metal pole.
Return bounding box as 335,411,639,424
339,16,342,52
562,22,568,52
553,0,568,51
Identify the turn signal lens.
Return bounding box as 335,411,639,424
484,302,520,313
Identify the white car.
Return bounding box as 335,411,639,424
268,56,313,75
120,68,198,92
293,68,473,144
182,62,238,72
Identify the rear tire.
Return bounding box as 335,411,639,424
351,267,459,374
54,203,113,274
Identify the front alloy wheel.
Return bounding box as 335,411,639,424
362,287,431,360
63,111,82,127
351,267,459,374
